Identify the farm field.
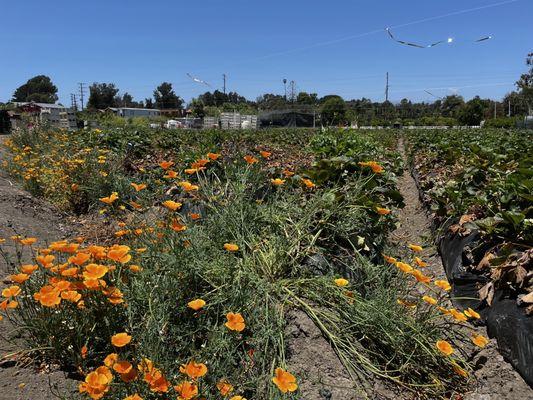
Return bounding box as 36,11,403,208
0,126,531,399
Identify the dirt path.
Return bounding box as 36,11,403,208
391,138,531,400
0,135,77,399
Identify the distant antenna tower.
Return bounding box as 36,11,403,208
78,82,86,110
289,80,296,103
70,93,78,111
223,74,227,95
283,79,287,100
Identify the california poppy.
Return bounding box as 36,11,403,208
171,219,187,232
162,200,182,211
107,245,132,264
376,207,391,215
179,181,199,192
21,264,39,274
422,295,437,305
464,307,481,319
20,237,37,246
259,151,271,158
174,381,198,400
10,273,29,284
301,178,315,188
382,255,396,264
334,278,349,287
69,252,91,266
408,244,423,252
83,264,109,280
2,285,21,298
436,340,454,356
225,312,245,332
187,299,206,311
217,380,234,396
159,161,174,170
223,243,239,252
414,257,428,268
271,178,285,186
283,169,295,177
434,280,451,291
131,183,147,192
180,360,208,379
272,368,298,393
164,170,178,179
100,192,119,205
471,333,489,348
207,152,221,160
243,155,258,164
395,261,413,273
113,361,133,374
111,332,132,347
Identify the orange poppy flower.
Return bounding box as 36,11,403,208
189,213,201,220
395,261,413,273
21,264,39,274
217,380,234,396
376,207,391,215
107,245,132,264
271,178,285,186
185,168,203,175
223,243,239,252
100,192,119,205
410,269,431,284
104,287,124,305
162,200,182,211
81,345,88,359
111,332,132,347
79,366,113,400
61,267,79,277
272,368,298,393
88,245,107,259
207,152,221,160
130,201,143,210
164,170,179,179
131,183,147,192
120,368,139,383
464,307,481,319
225,312,245,332
2,285,21,298
414,257,428,268
358,161,384,174
174,381,198,400
83,264,109,280
408,244,423,252
159,161,174,170
230,396,247,400
10,273,29,284
192,159,210,168
171,219,187,232
434,280,451,291
452,362,469,378
129,264,142,272
34,285,61,307
282,169,295,177
123,394,142,400
436,340,454,356
36,254,55,268
187,299,206,311
144,369,170,393
382,255,396,264
61,290,82,302
301,178,315,188
334,278,349,287
449,308,468,322
422,295,437,305
69,252,91,266
52,279,72,291
104,353,119,367
0,299,18,310
180,360,208,379
20,237,37,246
471,333,489,348
179,181,199,192
113,361,133,374
259,151,272,158
243,155,258,164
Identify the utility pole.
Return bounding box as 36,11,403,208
283,79,287,101
508,100,511,117
70,93,78,111
494,102,497,119
385,72,389,102
223,74,227,95
78,83,86,110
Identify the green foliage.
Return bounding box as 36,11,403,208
87,83,120,109
12,75,58,103
153,82,184,109
321,96,347,126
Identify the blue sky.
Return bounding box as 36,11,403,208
1,0,531,106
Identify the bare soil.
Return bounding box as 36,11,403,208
0,135,78,399
391,139,532,400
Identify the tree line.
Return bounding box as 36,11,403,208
6,53,532,126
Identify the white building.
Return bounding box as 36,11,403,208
107,107,161,118
14,102,77,130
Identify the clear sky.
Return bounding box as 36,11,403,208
1,0,532,106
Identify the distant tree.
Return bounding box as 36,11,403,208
516,52,533,115
144,98,154,109
12,75,58,103
321,96,346,126
189,99,205,118
87,83,120,109
457,96,486,125
297,92,318,105
256,94,287,110
441,95,465,117
154,82,183,109
503,91,529,116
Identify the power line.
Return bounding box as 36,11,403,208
70,93,78,111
